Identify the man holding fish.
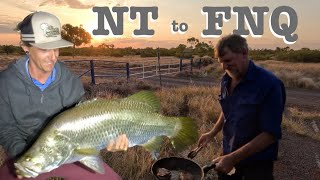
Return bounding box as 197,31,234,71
0,11,129,179
0,11,199,180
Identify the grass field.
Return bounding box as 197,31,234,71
84,82,320,179
193,59,320,90
88,84,223,180
257,60,320,89
2,54,319,90
0,55,319,179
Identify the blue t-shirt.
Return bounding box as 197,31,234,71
219,60,286,163
25,59,56,92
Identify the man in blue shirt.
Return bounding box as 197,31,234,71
198,34,286,180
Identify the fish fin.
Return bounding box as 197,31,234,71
125,91,160,112
141,136,163,159
74,148,100,156
76,98,98,106
79,156,105,174
170,117,199,151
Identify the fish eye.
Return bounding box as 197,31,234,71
25,157,31,162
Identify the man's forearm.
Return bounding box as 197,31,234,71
227,132,275,164
209,112,224,137
0,125,26,158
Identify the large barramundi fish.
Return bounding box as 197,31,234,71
14,91,199,178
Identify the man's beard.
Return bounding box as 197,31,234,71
226,69,241,80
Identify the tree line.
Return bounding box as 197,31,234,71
0,24,319,63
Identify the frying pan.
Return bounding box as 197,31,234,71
151,146,216,180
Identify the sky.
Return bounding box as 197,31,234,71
0,0,319,49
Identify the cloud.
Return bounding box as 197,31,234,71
39,0,94,9
0,25,14,33
0,0,36,12
0,15,20,33
93,37,183,48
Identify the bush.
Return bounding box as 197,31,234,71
275,50,320,63
249,49,275,61
59,51,73,56
140,47,157,57
110,50,124,57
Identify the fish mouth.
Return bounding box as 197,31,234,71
14,163,39,178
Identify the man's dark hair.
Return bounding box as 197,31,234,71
15,12,35,47
214,34,248,58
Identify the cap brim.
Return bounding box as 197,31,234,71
30,39,73,49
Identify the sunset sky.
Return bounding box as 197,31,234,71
0,0,319,49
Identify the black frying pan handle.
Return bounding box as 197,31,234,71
202,162,216,174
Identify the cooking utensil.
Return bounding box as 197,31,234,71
152,145,216,180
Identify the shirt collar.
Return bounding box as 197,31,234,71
25,58,56,91
244,60,256,81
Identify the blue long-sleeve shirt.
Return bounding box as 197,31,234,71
219,60,286,163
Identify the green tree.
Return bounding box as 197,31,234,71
61,24,91,58
2,45,15,55
98,43,115,55
123,47,136,56
140,47,156,57
98,43,108,49
194,42,213,57
208,41,214,48
175,44,187,57
187,37,199,48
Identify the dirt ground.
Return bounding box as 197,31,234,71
274,130,320,180
275,88,320,180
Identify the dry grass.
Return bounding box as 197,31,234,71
0,84,223,179
282,107,320,141
1,55,319,179
256,60,320,89
1,55,319,90
101,147,155,179
188,60,224,79
100,85,319,179
61,55,182,67
157,86,221,131
198,59,320,90
95,85,223,179
0,54,179,68
0,81,318,179
0,55,20,71
83,78,158,100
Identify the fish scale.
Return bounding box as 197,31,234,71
14,91,199,178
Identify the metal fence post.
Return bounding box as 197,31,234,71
126,63,130,82
179,58,183,72
90,60,96,85
142,63,145,79
157,47,162,87
190,58,193,72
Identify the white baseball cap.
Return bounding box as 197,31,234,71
17,11,73,49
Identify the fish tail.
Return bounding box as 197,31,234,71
170,117,199,151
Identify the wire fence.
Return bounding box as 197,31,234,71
62,57,194,85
